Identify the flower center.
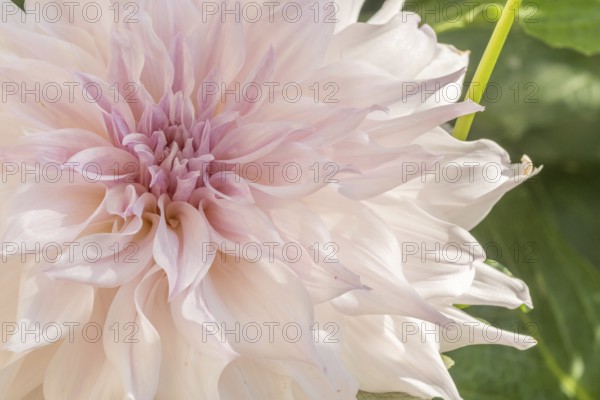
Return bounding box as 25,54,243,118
117,99,224,203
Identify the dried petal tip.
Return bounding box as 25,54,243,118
521,154,536,176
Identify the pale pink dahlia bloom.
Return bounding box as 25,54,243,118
0,0,538,399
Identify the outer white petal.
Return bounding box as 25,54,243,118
439,307,536,352
366,197,481,305
454,261,533,309
326,13,437,80
305,189,451,325
400,128,540,230
341,314,461,400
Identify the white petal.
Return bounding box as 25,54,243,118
439,307,536,352
341,315,461,399
401,128,540,230
455,261,533,309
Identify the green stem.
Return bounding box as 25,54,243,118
452,0,522,141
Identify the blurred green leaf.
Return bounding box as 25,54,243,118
521,0,600,56
11,0,25,11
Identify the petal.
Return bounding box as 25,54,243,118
46,214,156,287
202,256,320,365
5,271,94,352
103,268,163,400
341,314,461,399
43,290,126,400
454,261,533,309
153,198,213,299
305,189,450,324
1,179,108,253
0,342,59,399
403,128,541,230
67,146,139,183
439,307,536,352
327,13,436,79
366,197,480,304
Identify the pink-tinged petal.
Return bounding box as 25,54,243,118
1,180,108,251
153,197,213,299
221,47,275,116
135,14,176,102
5,271,94,352
0,18,106,75
327,13,437,79
6,129,112,165
195,191,291,276
246,142,333,199
217,358,298,400
67,146,139,183
103,268,163,400
250,101,375,148
170,281,238,362
140,0,202,52
170,33,194,98
305,60,466,116
206,171,255,204
218,356,357,400
335,143,441,200
188,0,245,86
240,0,335,83
211,121,311,164
45,213,157,287
0,60,107,134
202,256,320,364
367,101,484,147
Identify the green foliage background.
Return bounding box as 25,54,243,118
360,1,600,399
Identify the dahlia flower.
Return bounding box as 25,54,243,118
0,0,539,399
